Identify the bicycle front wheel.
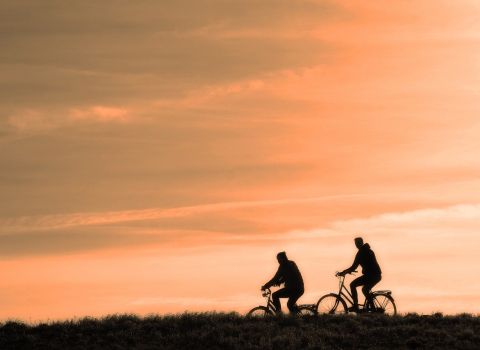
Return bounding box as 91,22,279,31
316,294,348,315
247,306,273,317
366,293,397,315
297,305,315,316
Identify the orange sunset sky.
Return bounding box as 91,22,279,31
1,0,480,321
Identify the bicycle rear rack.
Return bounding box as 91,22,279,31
371,290,392,295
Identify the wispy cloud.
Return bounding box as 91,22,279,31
331,203,480,233
7,105,130,133
4,196,480,237
0,194,378,233
71,106,129,122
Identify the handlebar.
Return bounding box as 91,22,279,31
335,270,357,277
261,287,271,297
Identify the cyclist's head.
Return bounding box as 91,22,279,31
276,251,288,263
354,237,364,248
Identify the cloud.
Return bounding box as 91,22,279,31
0,0,341,133
0,194,371,234
331,203,480,234
71,106,129,121
3,197,480,240
2,200,480,263
6,105,130,133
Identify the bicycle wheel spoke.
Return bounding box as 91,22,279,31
316,294,347,315
247,306,272,317
297,306,315,316
368,294,396,315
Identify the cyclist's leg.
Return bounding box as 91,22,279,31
350,275,368,310
272,288,290,312
362,274,382,304
286,288,304,312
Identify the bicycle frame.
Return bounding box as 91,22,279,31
336,273,393,310
335,274,356,308
262,288,280,314
261,288,314,313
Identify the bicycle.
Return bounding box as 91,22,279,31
247,287,315,316
315,271,397,315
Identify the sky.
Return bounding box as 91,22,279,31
1,0,480,321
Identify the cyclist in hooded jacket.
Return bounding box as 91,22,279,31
262,252,304,313
340,237,382,312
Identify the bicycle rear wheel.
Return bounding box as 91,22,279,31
366,293,396,315
316,294,348,315
247,306,273,317
297,305,315,316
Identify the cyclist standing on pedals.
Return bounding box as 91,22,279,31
339,237,382,312
261,252,305,314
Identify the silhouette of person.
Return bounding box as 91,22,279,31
340,237,382,312
261,251,304,313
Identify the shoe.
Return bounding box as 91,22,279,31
348,306,359,313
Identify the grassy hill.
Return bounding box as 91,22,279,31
0,312,478,349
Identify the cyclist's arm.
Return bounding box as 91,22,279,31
263,266,283,289
342,251,361,274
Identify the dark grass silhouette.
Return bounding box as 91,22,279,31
1,312,479,349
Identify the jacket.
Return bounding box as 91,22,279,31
264,260,304,290
347,243,382,276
